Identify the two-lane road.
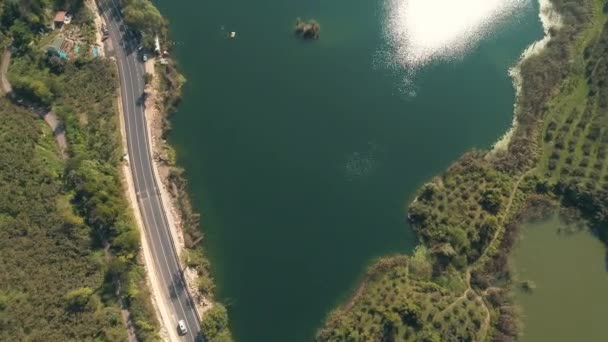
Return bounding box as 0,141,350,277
97,0,202,340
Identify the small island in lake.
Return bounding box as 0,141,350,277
294,18,320,40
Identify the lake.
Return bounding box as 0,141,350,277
153,0,543,340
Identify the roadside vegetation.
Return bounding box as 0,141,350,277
0,0,159,340
119,0,234,340
155,29,234,342
317,0,608,341
120,0,165,49
201,304,232,342
155,59,234,341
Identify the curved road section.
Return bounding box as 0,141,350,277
97,0,201,340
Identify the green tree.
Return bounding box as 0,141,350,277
9,20,32,48
0,1,19,28
46,55,66,74
202,304,232,341
144,72,153,84
123,0,164,33
480,188,502,214
12,76,54,105
113,230,140,258
65,287,94,312
198,274,216,295
418,327,441,342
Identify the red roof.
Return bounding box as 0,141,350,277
54,11,66,22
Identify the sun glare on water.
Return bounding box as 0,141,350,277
385,0,529,70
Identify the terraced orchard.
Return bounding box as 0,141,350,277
539,15,608,203
409,155,517,268
317,253,487,341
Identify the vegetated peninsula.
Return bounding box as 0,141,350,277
317,0,608,340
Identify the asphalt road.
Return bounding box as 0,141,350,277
97,1,202,340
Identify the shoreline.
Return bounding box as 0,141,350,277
99,0,214,338
317,0,595,338
146,54,232,340
117,0,232,338
143,58,213,317
492,0,563,154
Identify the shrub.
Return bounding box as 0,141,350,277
201,304,232,341
480,188,503,214
65,287,94,312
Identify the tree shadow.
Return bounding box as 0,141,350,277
136,91,147,107
97,0,137,55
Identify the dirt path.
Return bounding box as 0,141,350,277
471,170,531,341
343,278,370,312
2,49,68,158
476,171,529,266
471,171,529,270
103,245,138,342
477,296,492,341
437,171,530,341
39,111,68,159
1,49,12,94
119,299,138,342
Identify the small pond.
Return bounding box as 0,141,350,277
514,216,608,342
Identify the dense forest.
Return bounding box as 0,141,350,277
317,0,608,341
0,0,159,340
0,99,129,341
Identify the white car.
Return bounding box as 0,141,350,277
177,319,188,335
142,53,148,62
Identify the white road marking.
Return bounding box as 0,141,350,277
99,1,199,340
